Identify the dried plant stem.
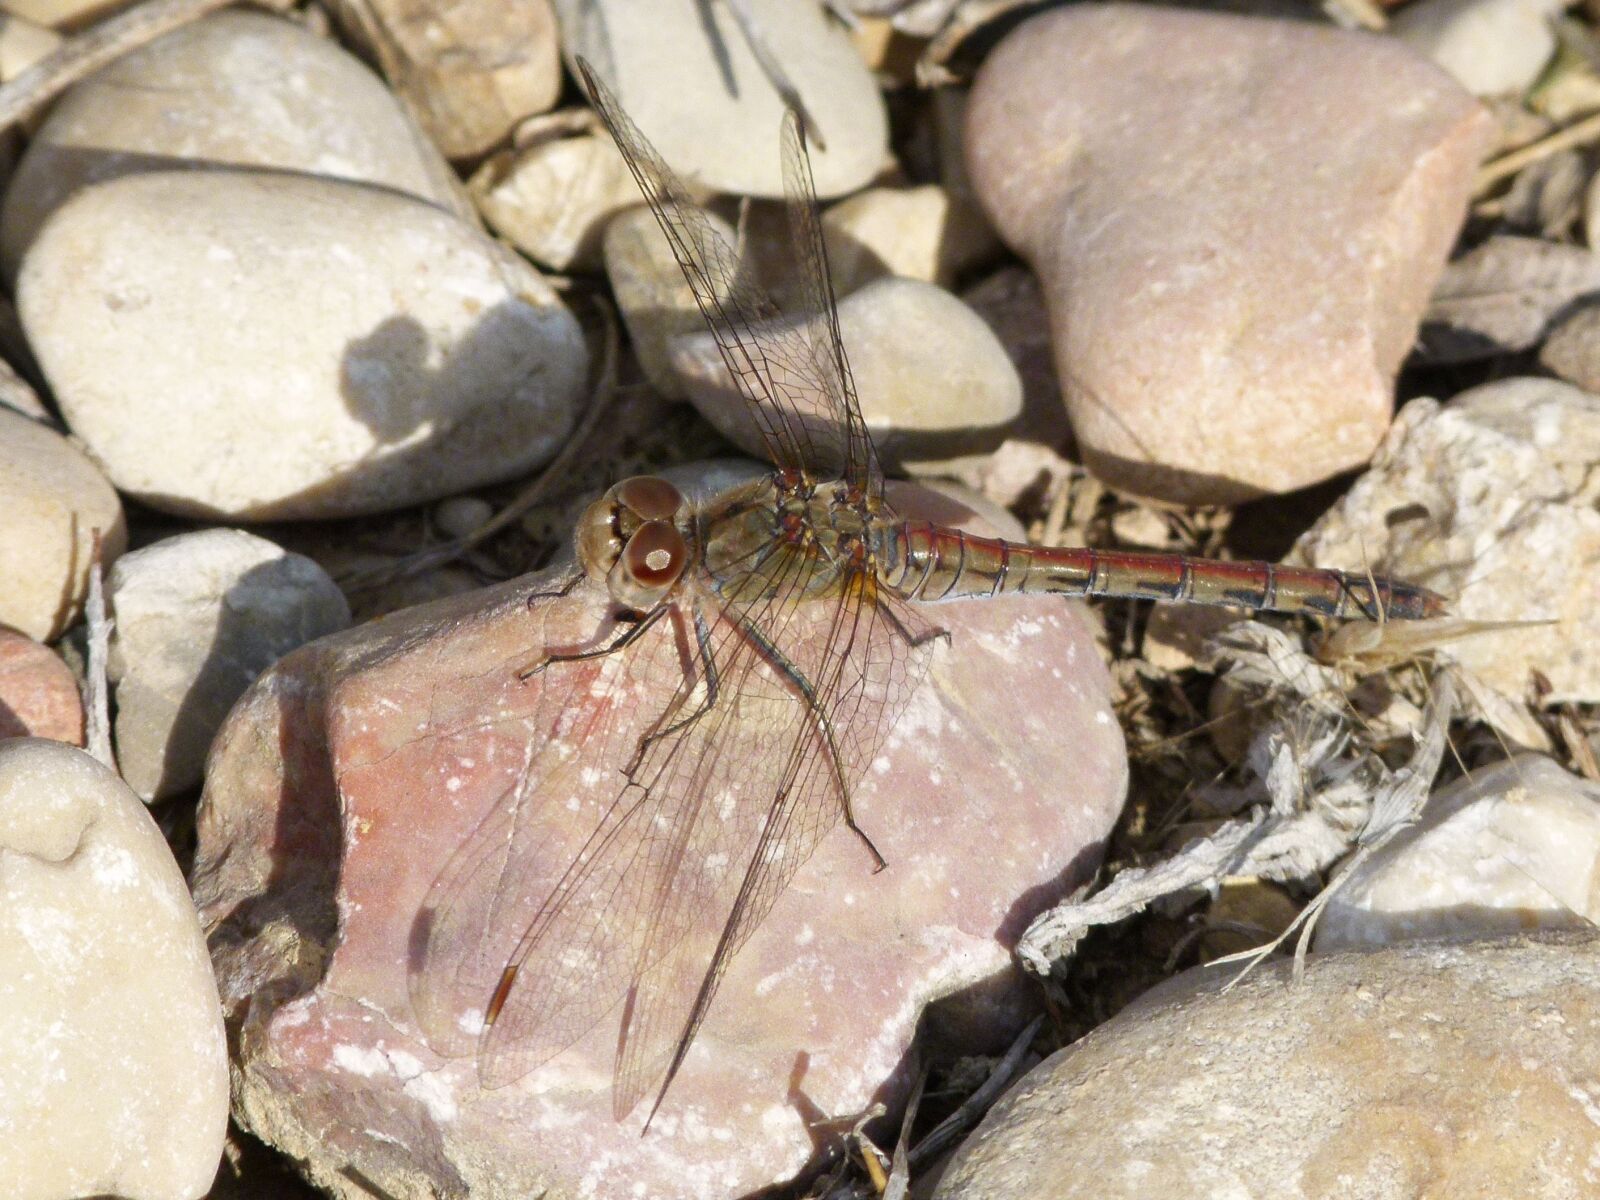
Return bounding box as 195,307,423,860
0,0,287,132
82,533,116,772
1476,109,1600,194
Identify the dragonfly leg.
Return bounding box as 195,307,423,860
879,596,950,648
733,613,887,872
625,611,721,777
524,569,586,608
517,602,668,681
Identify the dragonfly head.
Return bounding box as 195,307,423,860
577,475,690,612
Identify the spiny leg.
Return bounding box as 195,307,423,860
518,602,669,681
626,611,722,777
732,611,887,871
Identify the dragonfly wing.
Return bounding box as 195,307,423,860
577,58,880,495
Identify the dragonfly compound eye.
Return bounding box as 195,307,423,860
614,476,685,523
607,519,688,610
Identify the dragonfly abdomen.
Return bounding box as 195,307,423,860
877,521,1444,620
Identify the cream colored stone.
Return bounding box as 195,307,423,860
0,406,125,640
18,169,587,521
556,0,886,199
0,13,61,80
1391,0,1563,96
0,10,469,276
935,932,1600,1200
0,738,229,1200
670,276,1022,475
822,183,996,294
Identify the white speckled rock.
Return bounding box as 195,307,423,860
472,130,642,272
0,406,126,641
0,738,228,1200
556,0,887,199
109,529,352,801
934,931,1600,1200
1295,379,1600,706
190,474,1127,1200
1317,757,1600,949
670,276,1023,474
18,169,587,521
0,10,469,278
1390,0,1563,97
965,5,1493,505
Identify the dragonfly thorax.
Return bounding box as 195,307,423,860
576,475,692,612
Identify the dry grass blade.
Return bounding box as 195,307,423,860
82,531,116,772
0,0,288,132
1476,107,1600,194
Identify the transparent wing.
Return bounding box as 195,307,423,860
577,57,882,496
410,554,933,1119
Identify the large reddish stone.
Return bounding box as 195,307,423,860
192,480,1126,1200
0,627,84,745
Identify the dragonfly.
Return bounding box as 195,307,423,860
409,58,1445,1128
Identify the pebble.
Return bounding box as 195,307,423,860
432,494,495,541
17,169,588,521
0,406,125,641
342,0,561,160
670,276,1023,475
960,266,1073,449
190,471,1127,1200
0,738,228,1199
964,4,1493,505
934,931,1600,1200
1537,301,1600,390
604,203,736,399
0,10,469,277
108,529,351,801
1390,0,1563,97
0,628,83,744
0,13,59,80
821,183,995,295
1295,379,1600,706
555,0,887,199
1317,757,1600,950
472,129,643,272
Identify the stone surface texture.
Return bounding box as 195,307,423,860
0,405,126,641
18,169,587,521
108,528,352,801
670,276,1023,475
1317,756,1600,949
965,5,1494,504
553,0,887,199
191,477,1127,1200
0,628,83,744
0,11,469,276
934,931,1600,1200
1295,379,1600,705
0,738,229,1200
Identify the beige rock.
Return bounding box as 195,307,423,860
0,407,125,641
191,474,1127,1200
934,931,1600,1200
0,738,229,1200
1390,0,1563,97
0,0,123,29
109,529,352,801
556,0,887,199
329,0,560,159
821,183,996,295
1317,756,1600,949
18,169,587,521
0,13,61,80
0,10,469,277
0,628,83,745
604,203,734,399
1295,380,1600,705
473,130,642,272
1538,301,1600,390
966,5,1493,505
670,276,1023,475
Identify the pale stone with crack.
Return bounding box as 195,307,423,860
0,738,228,1199
18,170,586,521
934,931,1600,1200
108,529,351,801
190,473,1127,1200
1315,756,1600,949
965,4,1493,504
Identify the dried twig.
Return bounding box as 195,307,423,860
907,1013,1041,1168
725,0,826,149
1476,108,1600,195
0,0,288,132
82,532,116,772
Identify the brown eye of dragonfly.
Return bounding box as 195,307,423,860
622,520,686,587
615,476,684,523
